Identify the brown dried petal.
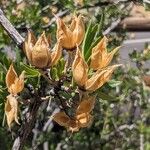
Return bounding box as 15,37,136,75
56,18,74,49
104,46,120,68
86,65,121,91
6,64,18,90
53,112,80,132
76,96,95,115
70,17,76,31
67,119,79,132
23,31,36,62
5,94,19,128
72,15,85,46
90,36,108,70
10,71,25,95
53,112,70,127
50,40,62,66
27,30,37,45
24,41,32,62
76,113,93,128
31,32,50,68
72,47,88,87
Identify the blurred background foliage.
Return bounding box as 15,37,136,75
0,0,150,149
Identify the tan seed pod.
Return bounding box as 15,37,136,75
90,36,120,70
24,31,62,68
72,46,88,87
86,65,122,92
6,64,25,95
56,15,85,50
5,94,19,128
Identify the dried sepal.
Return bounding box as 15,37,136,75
24,31,62,68
50,39,62,66
76,113,93,128
6,64,18,89
104,46,120,68
24,30,36,62
10,71,25,94
6,64,25,95
72,15,85,47
5,94,19,128
27,30,37,46
85,65,122,91
75,95,95,128
90,36,107,70
52,96,95,132
31,32,51,68
53,112,70,127
56,15,85,50
90,36,120,70
76,96,95,115
57,17,74,50
70,18,76,31
67,119,79,132
72,46,88,87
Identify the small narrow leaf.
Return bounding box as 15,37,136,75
96,9,105,37
82,21,99,60
50,67,58,80
97,91,115,101
86,36,102,63
108,79,122,88
83,24,99,61
82,20,93,56
20,63,40,78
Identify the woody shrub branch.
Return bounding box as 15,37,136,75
0,9,76,147
0,8,24,48
0,8,55,150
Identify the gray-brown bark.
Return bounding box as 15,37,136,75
0,8,24,48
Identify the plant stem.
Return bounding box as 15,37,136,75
0,8,24,48
38,69,54,85
12,96,42,150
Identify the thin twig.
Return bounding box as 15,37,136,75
0,8,24,48
12,96,42,150
140,134,144,150
41,1,124,29
38,69,54,85
103,18,121,35
0,8,43,150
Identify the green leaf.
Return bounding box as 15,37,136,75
2,55,11,69
82,21,99,61
96,10,105,37
82,20,92,55
59,91,72,99
108,79,122,88
86,36,102,63
82,12,105,62
0,72,5,84
97,91,116,101
0,63,6,73
50,67,58,80
15,47,22,64
143,1,150,10
56,58,65,77
20,63,40,78
26,77,40,88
